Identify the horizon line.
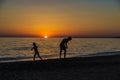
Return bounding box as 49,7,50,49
0,36,120,38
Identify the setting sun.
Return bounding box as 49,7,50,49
44,36,48,38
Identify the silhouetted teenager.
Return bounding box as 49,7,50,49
31,42,42,61
59,37,72,59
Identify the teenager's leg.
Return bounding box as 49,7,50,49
60,49,62,59
64,49,66,59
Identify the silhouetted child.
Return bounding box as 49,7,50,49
31,42,42,61
59,36,72,59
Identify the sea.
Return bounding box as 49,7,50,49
0,38,120,63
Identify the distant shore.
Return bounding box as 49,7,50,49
0,55,120,80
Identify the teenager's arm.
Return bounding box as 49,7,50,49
65,42,68,48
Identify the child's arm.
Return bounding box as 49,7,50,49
31,47,34,50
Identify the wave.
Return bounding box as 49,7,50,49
5,47,31,51
78,51,120,57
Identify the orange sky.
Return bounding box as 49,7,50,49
0,0,120,37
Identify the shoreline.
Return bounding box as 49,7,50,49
1,55,120,70
0,51,120,63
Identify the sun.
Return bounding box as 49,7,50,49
44,36,48,38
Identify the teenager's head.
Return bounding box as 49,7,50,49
67,36,72,41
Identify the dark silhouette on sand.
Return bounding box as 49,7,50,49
31,42,42,61
59,37,72,59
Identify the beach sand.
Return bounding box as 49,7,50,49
0,55,120,80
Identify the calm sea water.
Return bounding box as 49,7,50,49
0,38,120,62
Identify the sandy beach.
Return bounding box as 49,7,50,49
0,55,120,80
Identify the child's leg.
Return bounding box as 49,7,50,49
33,53,36,61
37,53,43,60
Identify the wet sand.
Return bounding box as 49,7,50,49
0,55,120,80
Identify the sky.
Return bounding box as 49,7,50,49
0,0,120,38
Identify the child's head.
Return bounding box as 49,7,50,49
33,42,36,46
